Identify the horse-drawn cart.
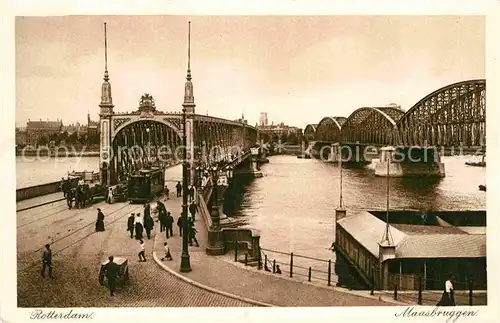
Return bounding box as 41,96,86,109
65,171,106,209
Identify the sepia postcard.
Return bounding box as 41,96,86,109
1,1,499,322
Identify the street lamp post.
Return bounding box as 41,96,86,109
206,165,225,255
180,106,192,272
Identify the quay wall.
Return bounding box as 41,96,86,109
16,178,78,201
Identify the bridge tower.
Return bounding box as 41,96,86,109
183,22,196,185
98,22,114,187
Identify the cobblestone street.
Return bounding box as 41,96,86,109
17,193,254,307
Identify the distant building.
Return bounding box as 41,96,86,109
258,121,302,139
259,112,268,127
87,113,99,137
25,119,63,145
15,127,27,147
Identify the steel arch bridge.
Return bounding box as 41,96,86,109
314,117,347,142
310,79,486,148
100,93,258,186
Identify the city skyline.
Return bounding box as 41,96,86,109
16,15,484,128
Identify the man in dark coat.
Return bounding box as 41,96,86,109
103,256,120,296
143,203,151,222
188,220,199,247
188,185,195,201
165,212,174,238
176,181,182,197
41,243,53,278
144,215,154,240
127,213,135,238
177,215,183,237
95,208,105,232
189,202,197,222
157,201,166,232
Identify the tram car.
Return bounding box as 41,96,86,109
127,167,165,203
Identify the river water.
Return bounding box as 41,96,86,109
225,154,486,287
16,154,486,287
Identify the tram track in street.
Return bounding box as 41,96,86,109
17,203,70,229
18,202,141,272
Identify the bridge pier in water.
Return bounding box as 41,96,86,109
374,146,445,177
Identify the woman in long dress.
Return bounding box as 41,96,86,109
437,275,456,306
95,208,105,232
135,214,144,240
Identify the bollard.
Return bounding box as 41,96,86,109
234,240,238,262
394,284,398,300
290,253,294,278
258,247,262,270
308,267,312,282
245,253,248,266
273,259,276,273
265,254,268,269
468,279,473,306
418,276,423,305
328,260,331,286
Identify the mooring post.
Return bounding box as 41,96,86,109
308,267,312,282
245,253,248,266
394,283,398,300
290,252,294,278
258,247,262,270
273,259,276,273
328,260,332,286
468,279,473,306
234,240,238,262
418,276,423,305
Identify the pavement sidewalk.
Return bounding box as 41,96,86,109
152,193,397,307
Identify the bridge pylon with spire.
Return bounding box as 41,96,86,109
98,22,260,187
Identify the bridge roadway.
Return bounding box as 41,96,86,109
16,194,253,307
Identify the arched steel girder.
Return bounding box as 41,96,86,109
397,79,486,147
193,120,256,166
111,120,182,183
315,117,343,142
304,124,317,141
340,107,402,145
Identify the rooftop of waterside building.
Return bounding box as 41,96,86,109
336,210,486,260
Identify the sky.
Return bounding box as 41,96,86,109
15,15,485,129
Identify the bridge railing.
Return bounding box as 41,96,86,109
258,247,487,305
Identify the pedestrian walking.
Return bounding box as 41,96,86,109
164,185,170,199
176,181,182,197
135,214,144,240
143,203,151,221
188,185,195,202
95,208,105,232
103,256,120,296
189,202,197,222
41,244,53,278
161,242,173,261
437,275,456,306
157,201,166,232
165,212,174,238
189,221,199,247
127,213,135,238
144,214,154,240
138,240,147,262
177,216,183,237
